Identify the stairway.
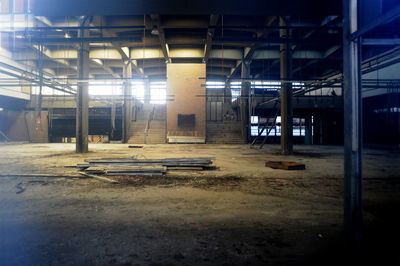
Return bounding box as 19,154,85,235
127,120,147,144
145,120,166,144
206,121,246,144
127,104,166,144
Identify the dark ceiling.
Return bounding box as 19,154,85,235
31,0,342,16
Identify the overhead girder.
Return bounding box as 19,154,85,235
90,59,120,78
226,16,277,82
143,67,166,76
13,45,340,80
7,13,345,83
203,14,220,63
150,14,170,62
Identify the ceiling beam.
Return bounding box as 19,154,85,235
150,14,170,63
91,16,144,76
291,15,339,52
226,16,277,82
203,14,220,63
31,0,342,17
30,46,78,76
207,69,231,76
292,45,341,75
350,3,400,40
90,59,120,78
34,16,53,26
30,36,141,44
16,47,330,61
362,38,400,46
26,18,79,77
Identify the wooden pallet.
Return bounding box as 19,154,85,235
265,161,306,170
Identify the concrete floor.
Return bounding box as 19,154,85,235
0,143,399,265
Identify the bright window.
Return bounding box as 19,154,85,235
206,81,225,89
132,80,145,102
230,82,241,102
150,80,166,104
250,116,306,137
89,80,122,96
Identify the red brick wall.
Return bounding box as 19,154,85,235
166,63,206,137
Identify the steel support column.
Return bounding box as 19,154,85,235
76,18,90,153
122,62,132,143
240,56,251,142
37,44,44,115
110,103,116,140
343,0,363,246
144,79,151,104
279,17,293,155
305,115,312,145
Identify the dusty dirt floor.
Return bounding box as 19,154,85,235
0,143,399,265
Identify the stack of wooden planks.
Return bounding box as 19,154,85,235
77,157,217,183
78,157,216,170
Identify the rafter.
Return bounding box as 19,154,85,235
90,59,120,78
150,14,170,63
203,14,220,63
292,45,340,75
226,16,277,82
91,16,144,76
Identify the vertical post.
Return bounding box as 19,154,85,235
343,0,363,246
241,56,250,142
110,103,116,140
122,62,132,143
37,44,43,116
305,115,312,145
225,83,231,103
248,76,252,136
313,114,320,144
76,17,89,153
144,79,151,104
280,16,293,155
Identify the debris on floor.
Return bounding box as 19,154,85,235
265,161,306,170
128,145,143,148
79,157,216,169
79,172,119,184
77,157,217,184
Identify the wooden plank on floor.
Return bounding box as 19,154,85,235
106,172,164,176
265,161,306,170
85,157,215,163
79,172,119,184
